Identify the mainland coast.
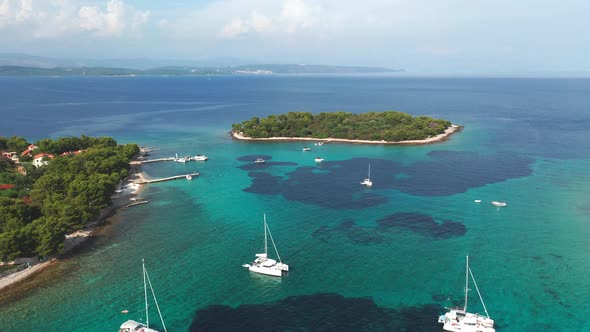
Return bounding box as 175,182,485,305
0,159,147,293
232,124,462,145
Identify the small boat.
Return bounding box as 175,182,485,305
360,164,373,187
314,157,324,163
254,158,265,164
119,259,168,332
474,200,482,203
243,214,289,277
314,142,324,146
438,256,495,332
186,175,192,180
193,155,208,161
174,153,188,163
491,201,507,207
302,147,311,151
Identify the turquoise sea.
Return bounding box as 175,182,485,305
1,76,590,331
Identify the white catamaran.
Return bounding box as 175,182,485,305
242,214,289,277
360,164,373,187
438,256,495,332
119,259,168,332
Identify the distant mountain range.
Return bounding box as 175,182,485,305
0,54,402,76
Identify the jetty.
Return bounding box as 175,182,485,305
125,200,149,208
135,172,199,184
131,157,175,165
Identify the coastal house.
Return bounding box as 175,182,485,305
1,151,18,161
59,149,85,157
20,144,38,156
32,153,54,167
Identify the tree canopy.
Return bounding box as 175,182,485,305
0,135,138,260
232,111,452,141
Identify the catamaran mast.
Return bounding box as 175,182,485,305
264,214,268,256
143,258,149,327
464,255,469,312
266,221,283,263
469,268,491,319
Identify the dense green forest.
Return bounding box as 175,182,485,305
232,111,452,141
0,136,138,261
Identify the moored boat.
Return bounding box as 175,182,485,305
491,201,507,207
243,214,289,277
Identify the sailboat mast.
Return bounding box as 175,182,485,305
264,214,268,256
143,258,149,327
368,164,371,180
464,255,469,312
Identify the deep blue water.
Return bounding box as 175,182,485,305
1,76,590,331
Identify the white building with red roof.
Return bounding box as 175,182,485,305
32,153,54,167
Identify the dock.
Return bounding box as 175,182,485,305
131,157,175,165
125,200,150,208
136,172,199,184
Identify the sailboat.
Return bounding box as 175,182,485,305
438,256,495,332
360,164,373,187
119,259,168,332
242,214,289,277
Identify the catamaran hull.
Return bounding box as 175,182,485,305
248,265,283,277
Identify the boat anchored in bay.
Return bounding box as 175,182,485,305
242,214,289,277
119,259,168,332
491,201,507,207
360,164,373,187
438,256,495,332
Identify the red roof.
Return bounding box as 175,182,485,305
22,196,32,204
0,184,14,190
33,153,54,160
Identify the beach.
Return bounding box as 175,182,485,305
232,124,462,145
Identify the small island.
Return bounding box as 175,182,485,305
232,111,460,145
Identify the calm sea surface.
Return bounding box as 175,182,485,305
0,76,589,331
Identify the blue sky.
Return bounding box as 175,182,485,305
0,0,588,74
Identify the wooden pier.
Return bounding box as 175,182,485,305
135,172,199,184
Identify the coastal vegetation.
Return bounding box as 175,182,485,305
0,136,138,261
232,111,452,141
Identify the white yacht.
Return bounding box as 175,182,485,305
242,214,289,277
193,155,208,161
254,158,265,164
360,164,373,187
119,259,167,332
474,200,482,203
438,256,495,332
302,147,311,151
314,157,324,163
314,142,324,146
491,201,507,207
186,175,192,180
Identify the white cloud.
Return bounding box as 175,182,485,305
0,0,150,39
217,0,319,39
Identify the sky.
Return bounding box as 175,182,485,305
0,0,588,74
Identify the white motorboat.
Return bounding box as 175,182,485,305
302,147,311,151
119,259,167,332
474,200,482,203
243,214,289,277
314,142,324,146
491,201,507,207
186,175,192,180
314,157,324,163
438,256,495,332
193,155,208,161
174,153,188,163
254,158,265,164
360,164,373,187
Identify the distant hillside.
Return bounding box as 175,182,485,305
0,64,402,76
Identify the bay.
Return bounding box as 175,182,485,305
0,76,589,331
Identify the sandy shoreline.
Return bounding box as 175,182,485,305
0,159,146,292
231,124,462,145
